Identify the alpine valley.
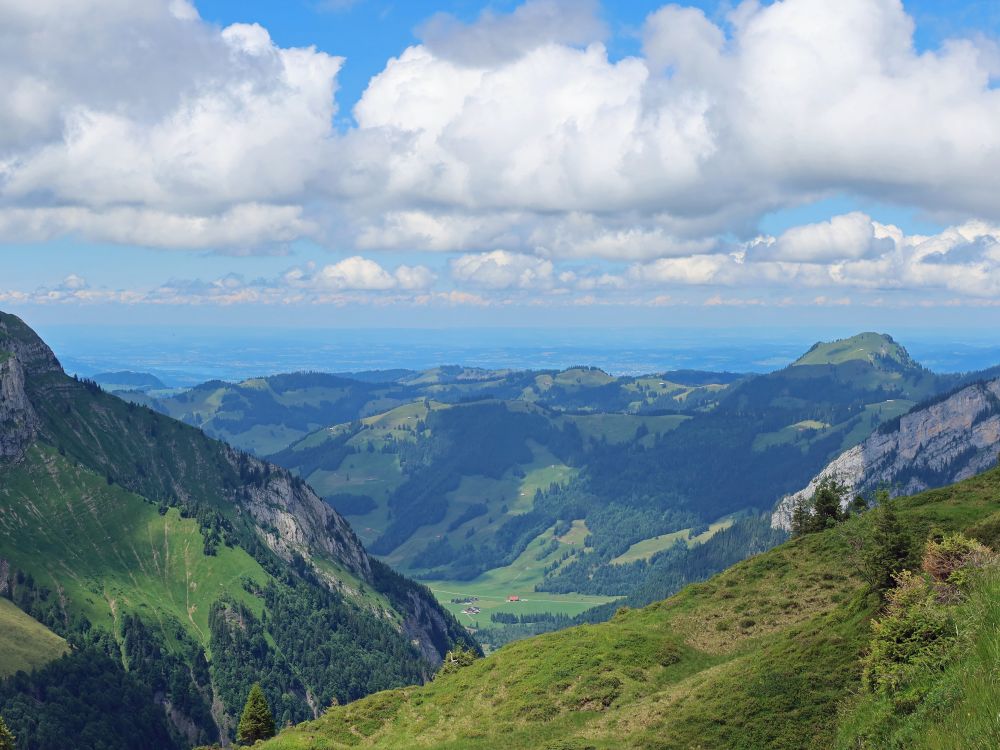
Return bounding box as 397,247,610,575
3,312,999,750
119,330,999,646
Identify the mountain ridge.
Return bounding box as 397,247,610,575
0,311,474,747
772,376,1000,529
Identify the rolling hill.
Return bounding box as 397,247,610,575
0,311,473,749
258,466,1000,750
79,331,1000,654
131,366,735,456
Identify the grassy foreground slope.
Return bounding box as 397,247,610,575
261,467,1000,750
0,598,67,677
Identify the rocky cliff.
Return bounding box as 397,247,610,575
772,378,1000,529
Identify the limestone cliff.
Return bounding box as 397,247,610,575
772,378,1000,529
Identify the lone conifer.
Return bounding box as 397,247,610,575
237,683,275,746
0,714,15,750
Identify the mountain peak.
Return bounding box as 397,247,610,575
792,332,919,371
0,311,63,377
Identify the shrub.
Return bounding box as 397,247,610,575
921,533,992,587
862,571,955,700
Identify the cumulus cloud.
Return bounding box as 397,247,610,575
292,257,436,292
417,0,606,66
2,0,1000,313
755,212,894,262
450,251,555,289
0,1,341,250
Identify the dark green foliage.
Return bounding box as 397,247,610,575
210,578,444,737
119,615,217,745
237,684,275,746
792,477,848,535
0,648,178,750
859,493,914,594
434,646,478,679
324,493,377,516
0,715,14,750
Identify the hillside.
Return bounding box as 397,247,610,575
773,377,1000,528
793,332,920,370
0,597,68,677
0,312,473,749
259,467,1000,750
253,334,967,648
92,371,166,391
136,367,733,456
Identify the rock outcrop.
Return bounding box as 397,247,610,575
773,379,1000,529
0,352,40,459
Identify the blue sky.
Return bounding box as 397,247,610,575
2,0,1000,330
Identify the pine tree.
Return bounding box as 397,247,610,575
809,477,845,531
0,714,15,750
861,490,912,594
237,683,275,746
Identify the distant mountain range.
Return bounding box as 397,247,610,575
102,332,1000,649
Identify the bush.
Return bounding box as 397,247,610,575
921,533,992,587
862,571,955,700
436,645,478,678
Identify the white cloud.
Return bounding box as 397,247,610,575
1,0,1000,311
450,251,555,289
417,0,606,66
306,257,436,291
756,212,894,262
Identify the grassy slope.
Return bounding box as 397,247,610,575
834,567,1000,750
610,516,736,566
261,467,1000,750
793,333,913,368
0,444,271,653
0,597,68,677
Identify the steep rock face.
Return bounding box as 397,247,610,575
0,354,40,459
397,587,458,666
0,313,61,459
773,379,1000,529
0,312,63,377
231,448,372,581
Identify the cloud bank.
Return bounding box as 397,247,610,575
1,0,999,305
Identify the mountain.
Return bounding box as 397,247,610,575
246,333,974,653
792,332,920,370
773,377,1000,528
90,332,996,652
92,370,167,391
0,311,474,749
135,366,734,456
258,468,1000,750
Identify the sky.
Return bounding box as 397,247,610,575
2,0,1000,331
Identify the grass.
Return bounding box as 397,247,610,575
793,332,912,367
0,444,271,653
424,522,615,629
0,597,68,677
610,516,735,565
259,466,1000,750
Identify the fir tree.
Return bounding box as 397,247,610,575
809,477,846,531
0,714,15,750
861,490,912,594
237,683,275,746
